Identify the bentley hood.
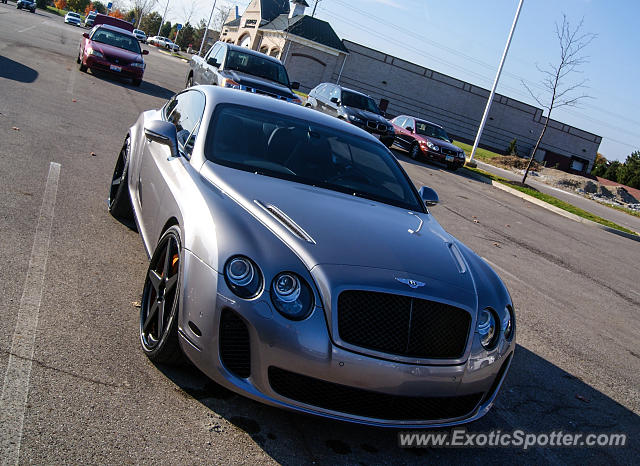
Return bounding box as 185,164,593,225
202,163,475,292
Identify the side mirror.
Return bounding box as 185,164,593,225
207,59,219,68
405,126,414,132
419,186,439,206
291,81,300,90
330,97,341,105
83,32,89,39
142,50,149,55
144,120,179,158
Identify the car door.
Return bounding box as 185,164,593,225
137,90,203,243
402,117,416,148
392,117,408,148
326,85,341,118
196,43,219,84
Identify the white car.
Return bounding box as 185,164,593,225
149,36,179,52
133,29,147,43
64,11,82,26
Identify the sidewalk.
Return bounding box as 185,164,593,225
475,161,640,234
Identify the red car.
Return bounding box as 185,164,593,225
77,24,148,86
390,115,466,170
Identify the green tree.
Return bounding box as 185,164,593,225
601,161,622,182
175,22,195,49
125,9,136,23
139,11,162,35
160,21,172,37
91,1,106,13
508,138,518,156
68,0,90,13
36,0,47,9
618,151,640,189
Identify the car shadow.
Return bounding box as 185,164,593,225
0,55,38,83
152,344,639,464
86,69,175,99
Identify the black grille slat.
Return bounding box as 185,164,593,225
219,309,251,378
338,291,471,359
442,148,459,156
269,367,482,421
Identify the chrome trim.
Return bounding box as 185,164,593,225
254,200,316,244
407,211,423,234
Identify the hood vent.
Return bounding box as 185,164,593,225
254,200,316,244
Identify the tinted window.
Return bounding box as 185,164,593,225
416,121,451,142
405,118,415,130
165,91,206,156
205,105,423,211
341,91,381,114
91,28,141,54
206,43,221,63
225,50,290,87
394,116,406,128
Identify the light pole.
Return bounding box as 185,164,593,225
157,0,169,37
198,0,218,56
467,0,524,167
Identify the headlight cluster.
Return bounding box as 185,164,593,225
477,305,514,349
87,48,104,58
222,78,242,89
348,114,364,124
131,62,145,69
458,151,466,159
223,256,314,320
425,141,440,151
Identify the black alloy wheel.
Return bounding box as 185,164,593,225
108,137,134,221
140,226,183,364
410,143,420,160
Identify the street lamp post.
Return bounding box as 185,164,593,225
157,0,169,37
467,0,524,167
198,0,218,56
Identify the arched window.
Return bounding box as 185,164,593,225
259,45,269,54
238,34,251,48
269,48,280,58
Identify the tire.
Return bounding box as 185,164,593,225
78,54,87,72
108,137,134,221
410,143,420,160
76,53,80,64
132,78,142,87
140,225,184,364
185,75,193,88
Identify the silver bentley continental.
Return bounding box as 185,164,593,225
107,86,515,428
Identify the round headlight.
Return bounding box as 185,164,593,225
224,256,262,299
478,308,498,349
271,272,313,320
426,141,440,151
504,305,515,340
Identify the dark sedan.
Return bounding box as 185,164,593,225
391,115,466,170
306,83,395,148
16,0,36,12
77,24,148,86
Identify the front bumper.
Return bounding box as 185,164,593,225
84,55,144,79
177,250,515,428
421,147,465,167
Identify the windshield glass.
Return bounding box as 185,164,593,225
91,28,141,54
69,12,80,17
416,121,452,142
341,91,381,114
205,105,423,211
224,50,290,87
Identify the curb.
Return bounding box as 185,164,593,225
156,48,189,63
461,168,640,243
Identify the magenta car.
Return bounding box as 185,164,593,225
77,24,148,86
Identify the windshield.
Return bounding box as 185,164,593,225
91,28,141,54
416,121,452,142
341,91,381,114
69,12,80,17
205,105,423,211
224,50,290,87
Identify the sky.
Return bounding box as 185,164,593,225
162,0,640,162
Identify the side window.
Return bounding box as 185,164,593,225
213,46,226,67
312,84,325,98
394,116,406,128
165,90,206,157
321,85,332,100
329,86,340,101
206,43,221,65
405,118,414,131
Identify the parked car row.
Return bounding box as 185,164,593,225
148,35,179,52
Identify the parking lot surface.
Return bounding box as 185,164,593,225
1,7,638,464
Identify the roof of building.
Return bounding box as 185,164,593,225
260,0,290,23
224,17,241,28
261,14,348,53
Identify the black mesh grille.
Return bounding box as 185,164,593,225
338,291,471,359
219,309,251,378
269,367,482,421
441,148,459,156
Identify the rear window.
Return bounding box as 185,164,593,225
91,27,141,54
224,50,290,87
205,105,423,211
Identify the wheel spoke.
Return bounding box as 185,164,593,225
157,300,165,336
162,239,173,277
143,301,159,331
165,274,178,293
148,270,162,293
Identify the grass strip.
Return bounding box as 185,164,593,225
462,166,638,236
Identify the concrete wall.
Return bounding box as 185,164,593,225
328,40,601,172
283,41,344,90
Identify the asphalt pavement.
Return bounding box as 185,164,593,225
1,7,638,465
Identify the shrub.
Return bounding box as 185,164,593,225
54,0,67,10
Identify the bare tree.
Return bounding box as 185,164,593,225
129,0,157,28
181,0,201,26
521,14,596,184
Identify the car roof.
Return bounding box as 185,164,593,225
94,24,137,37
221,42,284,65
196,85,377,140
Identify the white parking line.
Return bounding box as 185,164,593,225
17,25,37,33
631,290,640,297
0,162,61,466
